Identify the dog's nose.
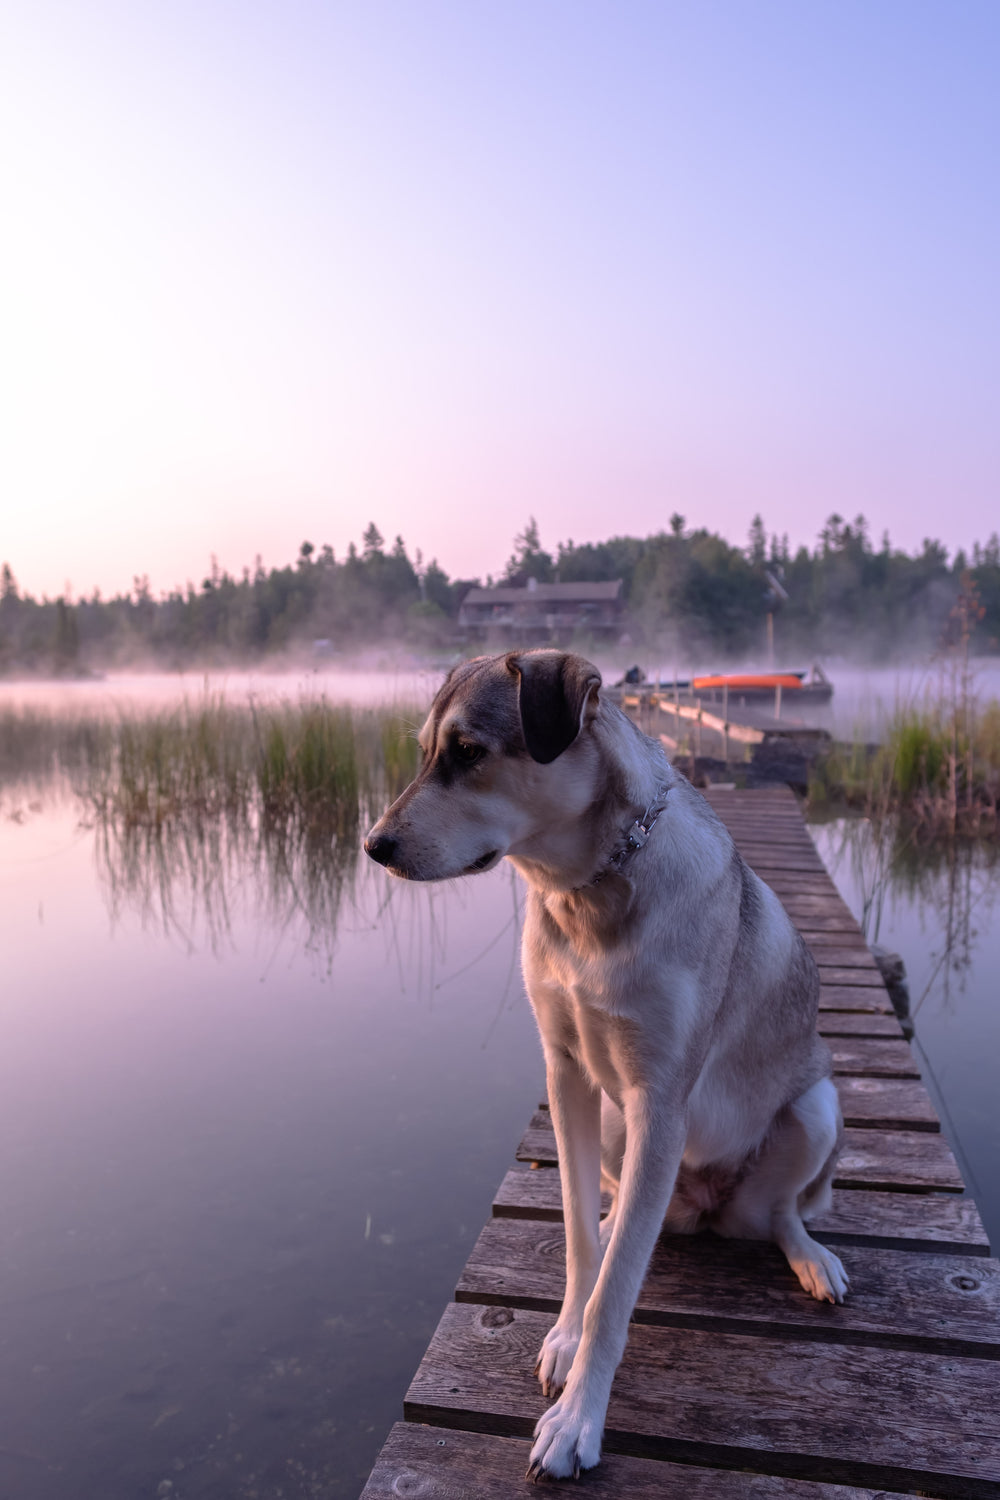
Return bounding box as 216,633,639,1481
364,832,397,867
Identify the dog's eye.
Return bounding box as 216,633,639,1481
454,740,486,766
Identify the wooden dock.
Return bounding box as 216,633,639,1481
614,687,831,759
361,787,1000,1498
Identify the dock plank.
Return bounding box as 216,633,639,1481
456,1216,1000,1358
818,985,894,1013
818,1012,904,1037
361,1423,913,1499
492,1166,991,1254
828,1038,918,1075
837,1076,938,1129
405,1302,1000,1498
516,1112,965,1190
817,968,888,989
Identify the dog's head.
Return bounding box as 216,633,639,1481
364,650,602,880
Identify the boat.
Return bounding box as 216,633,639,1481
615,664,833,706
684,665,832,706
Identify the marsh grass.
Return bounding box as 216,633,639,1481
1,694,423,945
810,672,1000,837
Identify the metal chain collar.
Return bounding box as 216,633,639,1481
585,784,671,888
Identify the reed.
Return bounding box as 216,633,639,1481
0,693,424,943
0,694,422,832
810,686,1000,835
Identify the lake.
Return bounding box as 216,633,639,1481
1,668,997,1499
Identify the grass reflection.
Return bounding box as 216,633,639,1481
810,812,1000,1014
1,695,423,951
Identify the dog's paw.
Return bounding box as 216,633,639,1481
526,1394,602,1481
793,1244,850,1304
534,1321,581,1398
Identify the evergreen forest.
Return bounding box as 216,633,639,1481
2,514,999,675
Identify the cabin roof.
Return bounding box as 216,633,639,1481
461,580,623,605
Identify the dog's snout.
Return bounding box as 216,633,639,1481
364,832,397,867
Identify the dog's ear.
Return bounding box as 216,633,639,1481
506,652,602,764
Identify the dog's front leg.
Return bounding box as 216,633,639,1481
528,1088,683,1481
535,1047,602,1400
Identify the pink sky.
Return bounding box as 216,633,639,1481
1,1,997,600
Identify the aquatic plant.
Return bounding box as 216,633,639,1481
0,695,424,940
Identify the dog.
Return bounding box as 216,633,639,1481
365,649,848,1481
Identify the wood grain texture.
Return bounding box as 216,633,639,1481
828,1040,918,1075
492,1166,990,1254
516,1112,965,1190
404,1302,1000,1497
818,984,894,1012
456,1217,1000,1358
361,1422,911,1499
836,1076,938,1130
804,934,873,953
816,964,886,984
818,1013,904,1038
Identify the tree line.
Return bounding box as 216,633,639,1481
2,513,999,675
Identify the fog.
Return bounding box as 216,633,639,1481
3,652,1000,748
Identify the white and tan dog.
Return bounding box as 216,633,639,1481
365,650,847,1481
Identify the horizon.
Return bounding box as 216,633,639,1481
2,2,997,602
3,509,997,607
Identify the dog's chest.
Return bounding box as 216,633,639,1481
527,939,645,1099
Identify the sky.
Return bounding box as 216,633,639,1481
1,0,998,601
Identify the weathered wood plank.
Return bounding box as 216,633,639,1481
736,850,828,871
818,986,892,1014
405,1303,1000,1498
837,1076,938,1129
531,1072,938,1133
516,1112,965,1190
492,1166,991,1254
803,933,873,953
778,896,859,919
817,968,888,989
455,1217,1000,1358
818,1012,904,1037
818,991,894,1015
837,1128,964,1191
828,1038,918,1075
730,832,827,850
784,913,866,933
811,944,880,967
361,1422,912,1499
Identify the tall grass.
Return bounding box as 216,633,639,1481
810,683,1000,835
0,695,423,941
58,694,423,834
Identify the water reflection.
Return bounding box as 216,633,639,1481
810,815,1000,1017
809,814,1000,1244
0,800,540,1500
92,811,359,961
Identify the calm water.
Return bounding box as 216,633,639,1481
808,817,1000,1246
0,790,541,1500
1,669,997,1500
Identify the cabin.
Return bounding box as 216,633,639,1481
457,578,625,644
